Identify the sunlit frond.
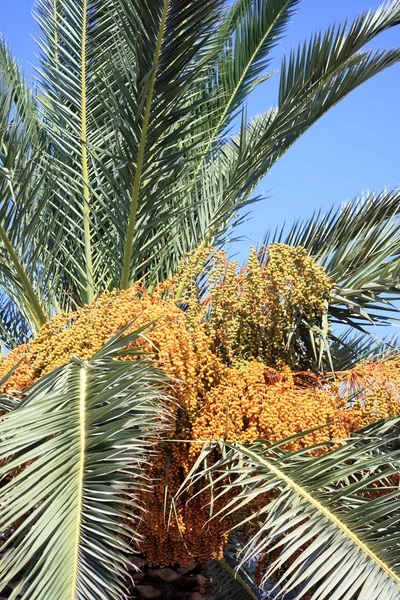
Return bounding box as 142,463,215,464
178,418,400,600
0,326,169,599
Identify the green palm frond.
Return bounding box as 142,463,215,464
177,418,400,600
0,326,169,599
33,0,400,302
0,292,30,350
90,0,225,289
20,0,400,315
198,109,277,243
35,0,229,292
186,0,400,258
35,0,102,304
198,0,300,155
278,2,400,107
35,0,135,303
180,0,400,254
224,3,400,200
0,39,69,332
151,110,270,287
0,37,41,147
206,559,261,600
328,329,400,371
175,0,301,255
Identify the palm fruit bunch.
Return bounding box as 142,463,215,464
0,244,399,599
184,244,333,369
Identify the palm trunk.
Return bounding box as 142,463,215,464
129,556,212,599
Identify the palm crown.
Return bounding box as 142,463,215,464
1,1,400,599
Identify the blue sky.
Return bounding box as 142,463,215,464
2,0,400,250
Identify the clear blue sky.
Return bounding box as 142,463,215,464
2,1,400,249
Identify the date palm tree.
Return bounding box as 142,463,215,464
0,1,400,599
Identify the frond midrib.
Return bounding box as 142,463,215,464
120,0,170,289
70,365,87,598
0,223,47,329
80,0,94,304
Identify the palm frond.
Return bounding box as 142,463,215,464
35,0,101,303
174,0,300,255
149,110,270,287
96,0,223,288
329,329,399,371
199,109,276,243
178,0,400,257
95,0,400,290
27,0,400,305
0,0,399,336
0,326,169,599
0,40,67,332
177,418,400,600
35,0,133,304
0,36,41,147
0,291,30,350
200,0,300,152
206,559,261,600
278,1,400,107
223,2,400,202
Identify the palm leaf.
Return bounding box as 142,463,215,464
196,0,300,162
328,329,399,371
35,0,133,303
181,0,400,255
0,36,41,147
0,1,399,342
35,0,100,303
0,326,169,599
178,419,400,600
152,110,269,289
170,1,400,264
218,2,400,209
206,559,261,600
96,0,225,288
0,39,67,331
175,0,300,255
30,0,400,303
0,291,30,350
